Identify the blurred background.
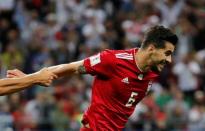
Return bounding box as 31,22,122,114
0,0,205,130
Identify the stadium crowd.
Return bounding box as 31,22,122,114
0,0,205,130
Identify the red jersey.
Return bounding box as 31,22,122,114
82,48,158,131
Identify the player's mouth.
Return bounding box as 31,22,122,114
157,61,167,71
151,60,167,72
159,60,167,65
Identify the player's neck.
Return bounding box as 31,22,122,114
135,48,150,72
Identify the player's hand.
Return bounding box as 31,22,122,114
34,68,58,87
7,69,27,78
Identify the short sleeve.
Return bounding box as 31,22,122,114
83,50,115,77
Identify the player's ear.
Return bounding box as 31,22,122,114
147,43,156,53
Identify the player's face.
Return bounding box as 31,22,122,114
150,42,175,72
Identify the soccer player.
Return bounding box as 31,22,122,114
0,68,57,96
8,26,178,131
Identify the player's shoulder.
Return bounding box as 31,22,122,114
106,48,136,61
101,48,137,61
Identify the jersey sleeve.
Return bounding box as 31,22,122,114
83,50,115,77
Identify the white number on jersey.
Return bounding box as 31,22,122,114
125,92,138,107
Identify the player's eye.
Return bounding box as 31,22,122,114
165,51,172,56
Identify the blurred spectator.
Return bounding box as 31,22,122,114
0,44,24,69
82,9,106,49
196,49,205,91
166,88,189,130
155,0,185,27
24,87,55,130
0,0,15,20
172,54,201,105
0,101,14,131
174,15,195,61
188,91,205,131
51,100,70,131
155,88,172,110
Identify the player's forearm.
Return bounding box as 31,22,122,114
47,60,85,77
0,73,39,95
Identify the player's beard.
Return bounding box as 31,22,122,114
151,65,159,73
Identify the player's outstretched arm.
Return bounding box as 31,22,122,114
0,68,57,96
7,60,86,80
46,60,86,77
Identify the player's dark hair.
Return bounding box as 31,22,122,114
141,25,178,49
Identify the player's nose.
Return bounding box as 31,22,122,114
166,55,172,64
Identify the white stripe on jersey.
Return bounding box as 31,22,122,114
116,53,132,55
115,56,133,60
115,53,133,60
115,54,132,57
